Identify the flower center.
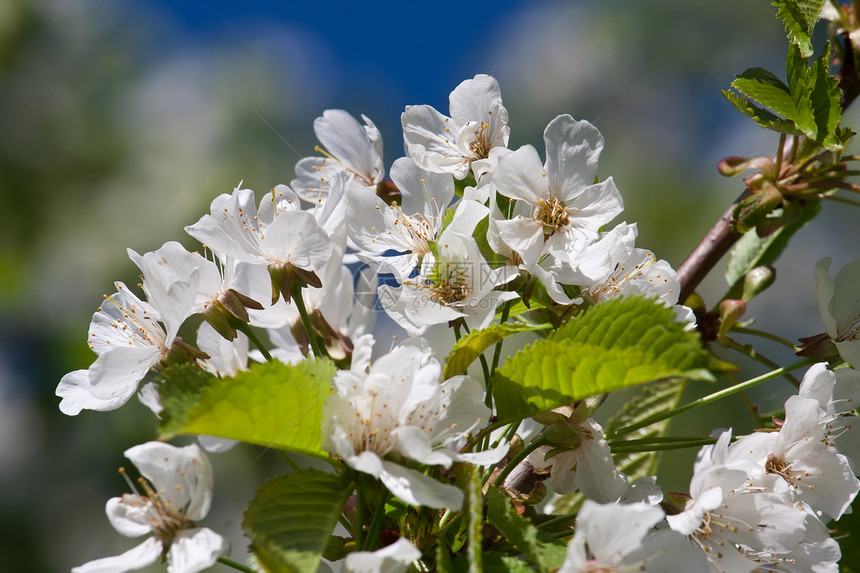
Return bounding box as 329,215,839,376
468,121,491,159
118,467,194,543
534,196,569,232
390,203,434,261
429,270,471,306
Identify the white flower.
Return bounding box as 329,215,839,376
292,109,384,202
729,397,860,520
379,223,517,337
73,442,225,573
797,361,860,467
528,417,628,502
343,538,421,573
559,500,708,573
322,335,505,509
814,256,860,368
402,74,509,180
346,157,454,281
57,282,178,415
185,180,344,304
492,114,624,268
128,241,269,341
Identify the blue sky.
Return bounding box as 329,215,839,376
147,0,532,113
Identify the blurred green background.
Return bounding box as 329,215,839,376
2,0,859,571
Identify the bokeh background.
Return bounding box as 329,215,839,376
2,0,859,571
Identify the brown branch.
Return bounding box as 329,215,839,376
676,191,748,303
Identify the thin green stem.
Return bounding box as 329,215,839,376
824,193,860,209
609,437,717,453
606,358,815,439
491,301,512,374
291,285,328,359
721,337,800,387
276,450,301,472
218,557,255,573
537,513,577,531
355,476,366,549
732,326,798,350
362,488,389,551
235,323,273,362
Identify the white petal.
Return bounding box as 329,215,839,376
543,114,604,198
492,144,547,205
105,496,154,537
314,109,383,186
262,210,331,271
390,157,455,219
72,537,162,573
401,105,471,178
124,442,213,521
392,426,453,467
815,257,839,338
667,487,722,535
344,538,421,573
576,500,665,561
379,461,464,509
198,435,239,453
166,527,226,573
495,218,545,266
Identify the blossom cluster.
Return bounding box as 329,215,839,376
57,74,860,573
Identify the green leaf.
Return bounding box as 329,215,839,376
724,199,820,298
444,322,550,379
786,43,816,136
722,89,802,134
773,0,826,58
731,68,811,132
493,297,707,424
243,470,351,573
811,41,843,150
486,488,566,570
154,362,218,436
158,359,336,459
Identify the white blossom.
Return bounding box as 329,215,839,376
492,114,623,268
346,157,454,282
815,256,860,368
57,282,178,415
292,109,384,202
559,500,708,573
402,74,509,180
322,336,506,509
73,442,225,573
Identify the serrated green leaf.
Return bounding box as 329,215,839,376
158,359,335,459
153,362,218,436
811,41,843,150
493,297,707,425
485,488,566,570
731,68,813,134
786,43,816,137
444,322,550,379
724,200,820,297
243,470,351,573
722,89,802,134
773,0,826,58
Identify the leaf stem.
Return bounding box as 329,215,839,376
731,326,798,350
235,323,273,362
291,284,328,360
361,488,389,551
606,358,815,439
721,337,801,387
217,557,256,573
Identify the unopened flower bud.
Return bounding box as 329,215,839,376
717,299,746,339
741,265,776,302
